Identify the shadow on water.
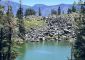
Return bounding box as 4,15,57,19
16,41,71,60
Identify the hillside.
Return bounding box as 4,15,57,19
0,1,81,16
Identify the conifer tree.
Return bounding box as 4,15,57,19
51,9,57,15
25,8,36,17
73,3,85,60
78,0,83,5
38,7,41,16
16,2,23,19
6,5,14,17
16,0,25,37
80,4,85,14
71,5,76,12
58,6,61,15
74,13,85,60
67,8,72,14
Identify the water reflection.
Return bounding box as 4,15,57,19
16,41,71,60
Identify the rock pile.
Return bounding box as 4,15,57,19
25,13,79,42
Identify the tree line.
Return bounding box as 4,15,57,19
17,7,42,17
0,0,25,60
0,0,85,60
51,0,85,15
73,0,85,60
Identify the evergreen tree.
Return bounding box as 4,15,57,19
17,0,25,36
73,1,77,5
73,3,85,60
58,6,61,15
0,0,13,60
51,9,57,15
38,7,41,16
6,5,14,17
67,8,72,14
78,0,83,5
6,1,13,60
74,14,85,60
0,5,4,25
0,5,4,16
62,11,64,14
0,0,24,60
25,8,36,17
84,2,85,5
71,5,76,12
80,4,85,14
0,4,3,59
16,6,23,19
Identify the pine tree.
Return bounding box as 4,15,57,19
0,5,4,25
58,6,61,15
6,5,14,17
73,1,77,5
51,9,57,15
0,0,22,60
67,8,72,14
84,2,85,5
0,0,4,59
6,1,13,60
38,7,41,16
73,3,85,60
71,5,76,12
80,4,85,14
74,14,85,60
25,8,36,17
78,0,83,5
62,11,64,14
0,5,4,16
17,0,25,37
0,0,13,60
16,6,23,19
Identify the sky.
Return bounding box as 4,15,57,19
11,0,79,6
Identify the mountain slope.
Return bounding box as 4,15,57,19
0,1,81,16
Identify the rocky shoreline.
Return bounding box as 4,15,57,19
23,13,79,42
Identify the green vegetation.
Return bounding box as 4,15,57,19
71,5,76,12
0,0,85,60
58,6,61,15
73,3,85,60
38,7,42,16
74,14,85,60
24,19,46,29
67,8,72,14
51,9,57,15
16,0,25,38
0,0,25,60
25,8,36,17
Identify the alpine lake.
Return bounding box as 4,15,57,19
16,40,71,60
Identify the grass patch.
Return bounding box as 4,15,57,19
24,19,46,29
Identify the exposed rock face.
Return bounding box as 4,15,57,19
25,13,79,41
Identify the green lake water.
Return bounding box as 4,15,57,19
16,41,71,60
